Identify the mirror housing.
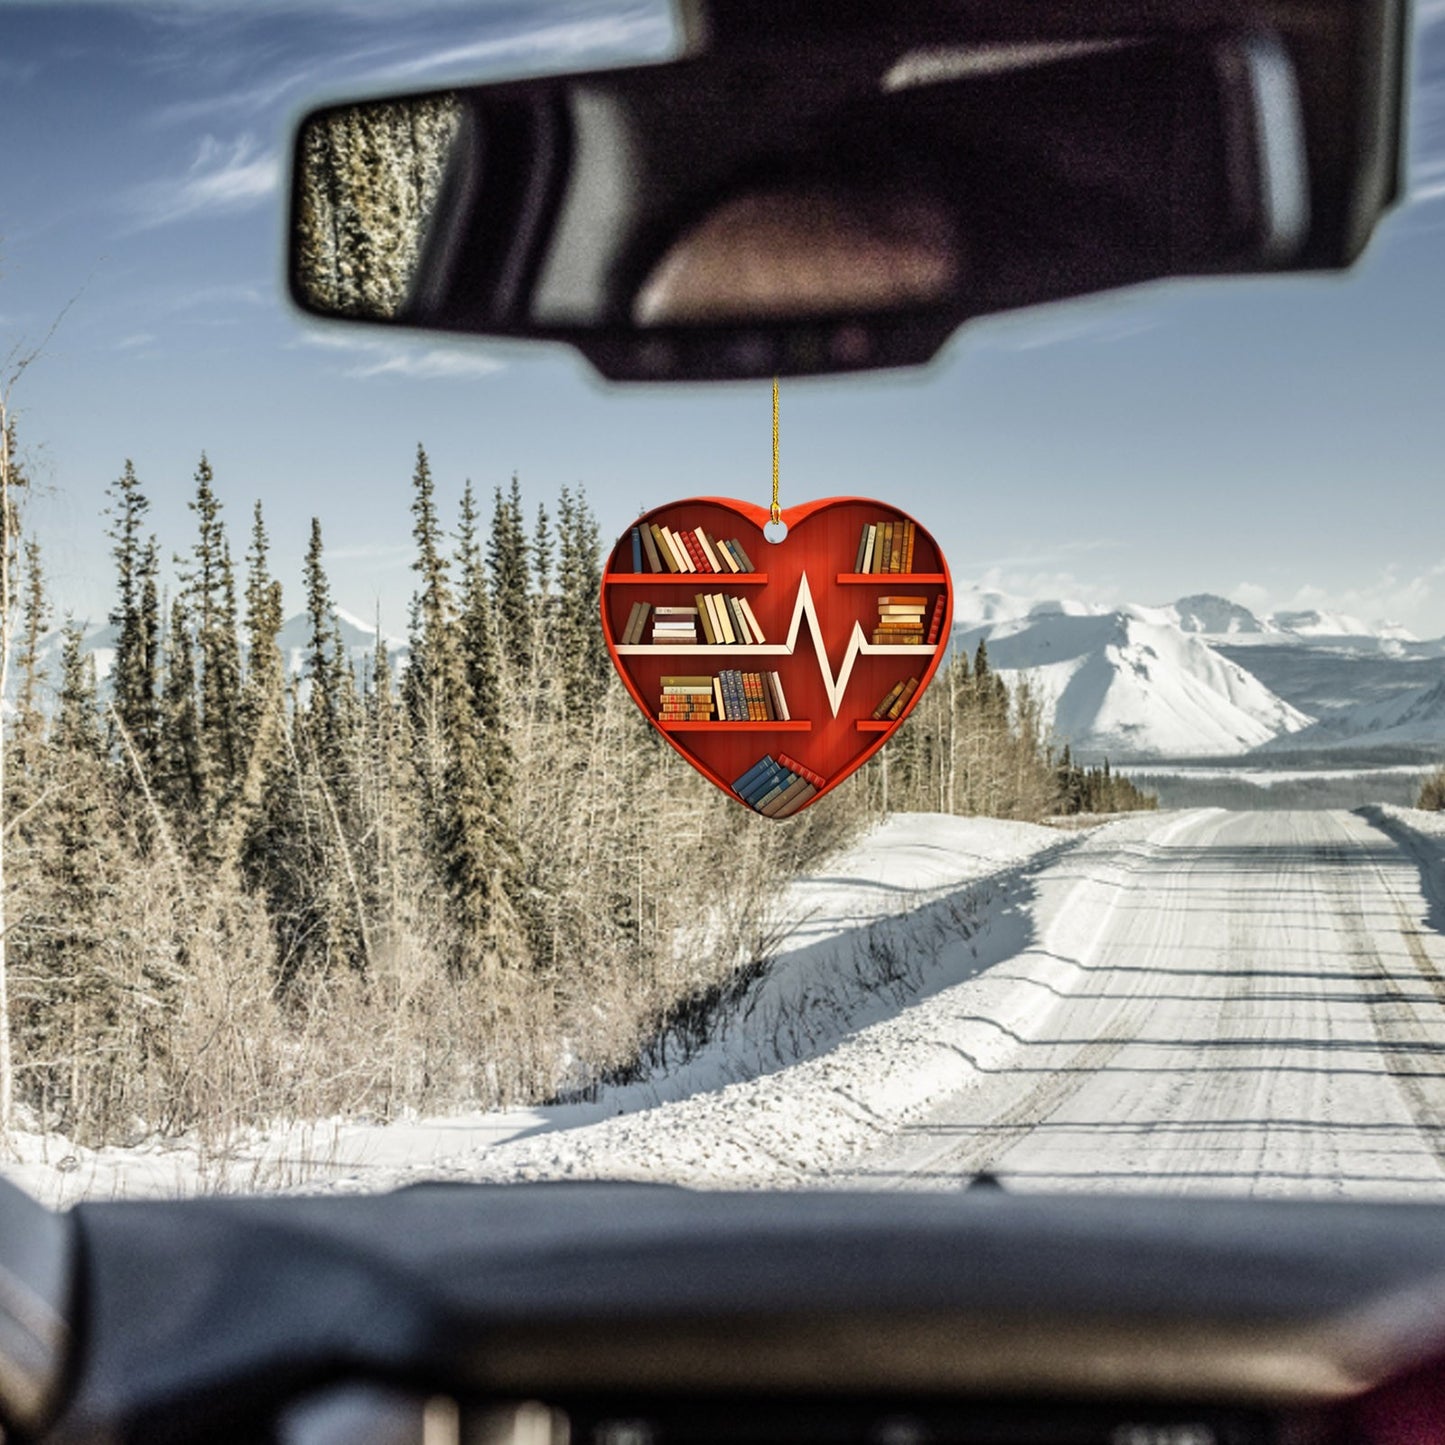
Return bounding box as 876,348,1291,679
288,0,1407,381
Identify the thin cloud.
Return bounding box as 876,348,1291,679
388,9,673,79
1230,568,1440,636
125,134,279,230
114,332,157,350
147,4,672,129
298,329,506,381
972,300,1159,353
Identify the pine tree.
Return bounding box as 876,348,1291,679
179,454,244,813
456,481,507,756
554,485,608,727
226,502,288,876
10,540,50,792
106,460,161,767
488,474,531,675
30,624,124,1133
403,443,451,739
407,447,519,970
301,517,345,760
157,597,206,821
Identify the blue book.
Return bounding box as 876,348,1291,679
631,526,643,572
741,760,788,807
732,755,776,797
749,762,799,809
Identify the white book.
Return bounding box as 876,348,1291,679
696,530,722,572
710,593,735,644
736,596,766,644
661,526,693,572
770,670,791,721
860,525,877,574
715,539,742,573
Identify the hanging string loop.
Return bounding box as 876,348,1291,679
770,376,782,527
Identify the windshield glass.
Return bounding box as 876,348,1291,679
1,0,1443,1204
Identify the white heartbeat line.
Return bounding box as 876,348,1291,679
620,572,936,717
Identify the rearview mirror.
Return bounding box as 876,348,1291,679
288,2,1407,381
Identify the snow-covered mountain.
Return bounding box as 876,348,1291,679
1168,594,1267,637
1260,675,1445,753
952,607,1313,759
30,609,407,695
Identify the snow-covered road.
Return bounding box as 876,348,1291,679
454,807,1445,1197
12,806,1445,1202
837,808,1445,1195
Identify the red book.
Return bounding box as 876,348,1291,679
779,753,826,790
926,594,946,646
680,530,712,572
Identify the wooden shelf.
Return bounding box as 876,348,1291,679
837,573,946,585
866,644,942,654
607,572,768,584
855,719,896,732
656,720,812,732
616,644,787,655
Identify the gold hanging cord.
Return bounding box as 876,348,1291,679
770,376,781,526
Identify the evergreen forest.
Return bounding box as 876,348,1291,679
0,435,1151,1148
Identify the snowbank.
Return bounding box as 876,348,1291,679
1,812,1071,1205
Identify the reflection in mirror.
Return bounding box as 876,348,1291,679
633,184,963,325
294,95,462,321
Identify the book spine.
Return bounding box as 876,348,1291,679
760,776,810,816
778,753,826,790
713,676,725,718
695,593,717,646
631,527,643,572
681,530,710,572
666,526,695,572
861,525,877,574
736,595,765,644
873,680,905,719
696,530,722,572
888,676,920,719
732,755,776,796
714,538,740,574
904,520,916,573
729,537,756,573
650,524,677,572
926,594,946,645
639,523,662,573
719,595,743,646
727,670,747,721
718,592,739,644
771,670,791,721
772,782,818,817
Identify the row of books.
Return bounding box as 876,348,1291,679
869,593,947,646
854,519,917,574
655,670,793,722
733,753,826,817
873,675,920,720
618,594,768,647
629,523,757,575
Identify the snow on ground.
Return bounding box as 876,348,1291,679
0,812,1070,1206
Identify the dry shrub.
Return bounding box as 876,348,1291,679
1420,767,1445,811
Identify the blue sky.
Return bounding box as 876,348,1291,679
4,0,1445,639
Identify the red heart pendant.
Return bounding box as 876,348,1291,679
602,497,952,816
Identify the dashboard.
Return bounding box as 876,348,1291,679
11,1183,1445,1444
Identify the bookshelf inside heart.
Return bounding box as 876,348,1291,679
602,497,952,815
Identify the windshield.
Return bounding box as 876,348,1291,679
1,0,1443,1205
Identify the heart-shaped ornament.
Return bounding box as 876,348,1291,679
602,497,952,817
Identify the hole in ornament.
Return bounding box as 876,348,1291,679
764,519,788,544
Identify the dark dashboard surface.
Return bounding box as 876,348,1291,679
43,1184,1445,1444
